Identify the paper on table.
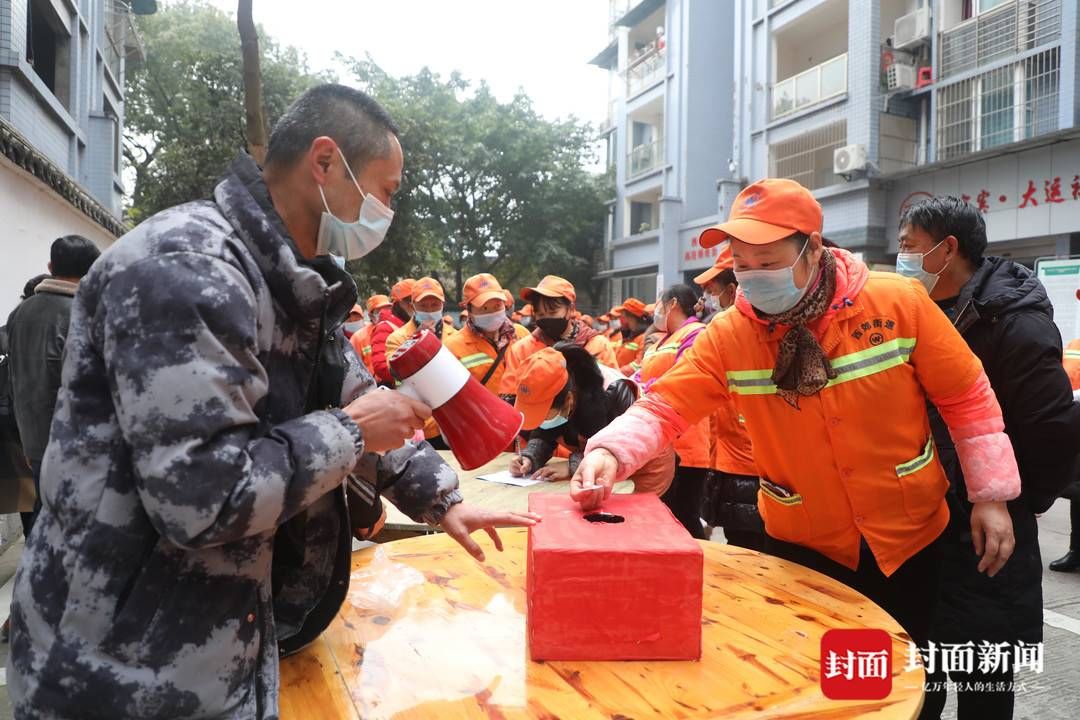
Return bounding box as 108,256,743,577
477,470,542,487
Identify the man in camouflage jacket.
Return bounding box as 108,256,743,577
8,85,536,719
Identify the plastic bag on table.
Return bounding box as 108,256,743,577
347,547,426,614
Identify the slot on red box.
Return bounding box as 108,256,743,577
526,493,704,661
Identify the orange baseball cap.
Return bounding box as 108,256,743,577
412,277,445,303
610,305,624,315
391,279,416,303
693,243,735,286
366,294,391,313
699,178,822,248
644,303,655,314
598,313,610,323
503,289,515,307
460,273,507,308
521,275,576,304
621,298,647,317
514,348,570,430
349,304,365,316
521,304,534,317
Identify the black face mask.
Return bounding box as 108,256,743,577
537,316,569,341
392,304,412,323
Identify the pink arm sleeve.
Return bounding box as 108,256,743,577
933,371,1020,503
583,394,690,482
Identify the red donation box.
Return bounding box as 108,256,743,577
526,493,703,661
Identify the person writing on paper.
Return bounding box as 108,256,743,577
570,178,1020,673
509,344,675,494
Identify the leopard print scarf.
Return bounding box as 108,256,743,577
761,249,838,409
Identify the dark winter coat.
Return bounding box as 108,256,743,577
929,256,1080,646
5,278,77,464
8,154,462,719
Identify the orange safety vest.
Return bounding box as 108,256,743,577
500,326,618,395
349,324,376,375
1065,338,1080,391
652,252,982,576
638,319,713,469
616,332,646,373
444,322,530,392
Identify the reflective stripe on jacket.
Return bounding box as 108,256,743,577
650,251,987,575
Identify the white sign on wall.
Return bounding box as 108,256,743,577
1036,257,1080,343
886,139,1080,248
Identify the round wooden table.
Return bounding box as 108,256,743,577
279,529,924,719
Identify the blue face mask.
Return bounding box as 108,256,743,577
539,413,569,430
896,240,949,294
734,239,812,315
414,310,443,326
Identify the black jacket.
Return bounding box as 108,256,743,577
521,374,637,476
5,279,76,463
929,257,1080,645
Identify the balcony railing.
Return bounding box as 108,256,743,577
626,44,666,97
939,0,1061,80
771,53,847,120
627,137,663,178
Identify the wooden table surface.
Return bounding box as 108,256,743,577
280,529,925,719
380,451,633,539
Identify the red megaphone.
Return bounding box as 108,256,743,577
389,329,523,470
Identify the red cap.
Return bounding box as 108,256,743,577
700,178,822,248
521,275,576,304
513,348,569,431
391,279,416,303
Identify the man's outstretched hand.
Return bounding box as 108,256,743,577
439,503,542,562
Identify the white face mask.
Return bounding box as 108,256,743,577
472,310,506,332
316,147,394,263
343,321,365,334
653,304,670,333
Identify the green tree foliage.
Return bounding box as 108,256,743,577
124,4,607,309
124,0,325,222
343,57,608,308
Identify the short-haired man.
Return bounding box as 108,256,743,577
6,235,100,526
8,84,536,720
897,195,1080,718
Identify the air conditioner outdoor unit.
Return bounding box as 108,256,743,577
894,8,930,50
888,64,918,91
834,144,868,176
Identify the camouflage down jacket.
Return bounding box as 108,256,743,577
8,154,462,719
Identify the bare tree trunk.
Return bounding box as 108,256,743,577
237,0,267,165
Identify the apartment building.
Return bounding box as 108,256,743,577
0,0,152,319
591,0,737,306
593,0,1080,302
